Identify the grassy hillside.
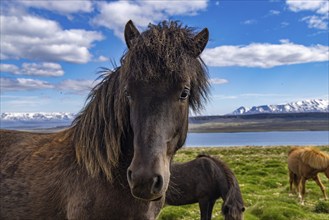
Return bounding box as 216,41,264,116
158,146,329,220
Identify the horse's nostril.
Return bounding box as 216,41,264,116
151,175,163,194
127,169,133,184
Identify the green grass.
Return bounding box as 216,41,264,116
158,146,329,220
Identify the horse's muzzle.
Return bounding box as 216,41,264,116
127,169,165,201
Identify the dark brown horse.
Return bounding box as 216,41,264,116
0,20,209,219
288,147,329,205
166,154,245,220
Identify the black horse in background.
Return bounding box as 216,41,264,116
166,154,245,220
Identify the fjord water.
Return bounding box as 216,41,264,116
185,131,329,147
1,121,328,147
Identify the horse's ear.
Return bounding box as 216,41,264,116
124,20,140,49
193,28,209,57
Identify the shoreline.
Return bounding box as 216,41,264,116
182,144,329,149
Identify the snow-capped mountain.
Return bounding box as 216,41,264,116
231,99,329,115
1,112,76,121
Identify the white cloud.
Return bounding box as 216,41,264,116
286,0,328,30
94,55,109,62
1,62,64,77
269,10,280,16
57,79,99,94
0,77,99,94
17,0,93,14
202,41,329,68
92,0,207,39
1,77,54,92
0,95,51,111
240,93,290,97
242,19,257,25
302,15,328,30
286,0,328,14
281,22,290,27
209,78,228,85
0,64,19,73
0,14,103,63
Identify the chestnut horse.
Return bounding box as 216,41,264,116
0,20,209,219
288,147,329,205
166,154,245,220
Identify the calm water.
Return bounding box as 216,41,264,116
185,131,329,147
1,121,328,147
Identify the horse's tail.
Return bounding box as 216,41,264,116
289,169,299,188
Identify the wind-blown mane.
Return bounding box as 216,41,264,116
69,69,129,182
69,21,209,182
300,147,329,170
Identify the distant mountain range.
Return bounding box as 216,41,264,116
231,99,328,115
1,99,328,123
1,112,76,121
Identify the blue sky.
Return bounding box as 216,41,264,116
1,0,328,115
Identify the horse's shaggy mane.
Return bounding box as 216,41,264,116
300,147,329,170
69,69,128,182
69,21,209,182
121,21,209,112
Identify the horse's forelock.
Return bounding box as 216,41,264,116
121,21,209,112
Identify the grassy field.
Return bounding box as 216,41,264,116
158,145,329,220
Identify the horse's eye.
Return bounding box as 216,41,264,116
180,88,190,100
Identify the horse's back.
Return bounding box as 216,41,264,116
1,129,48,148
167,156,226,205
0,129,70,219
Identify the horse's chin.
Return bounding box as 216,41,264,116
151,196,163,201
131,192,164,202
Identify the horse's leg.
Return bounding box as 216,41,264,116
289,170,295,195
294,175,301,199
206,199,216,220
199,199,214,220
299,177,307,205
294,175,300,192
313,175,328,200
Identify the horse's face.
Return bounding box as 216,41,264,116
126,79,190,201
223,205,245,220
123,21,209,201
